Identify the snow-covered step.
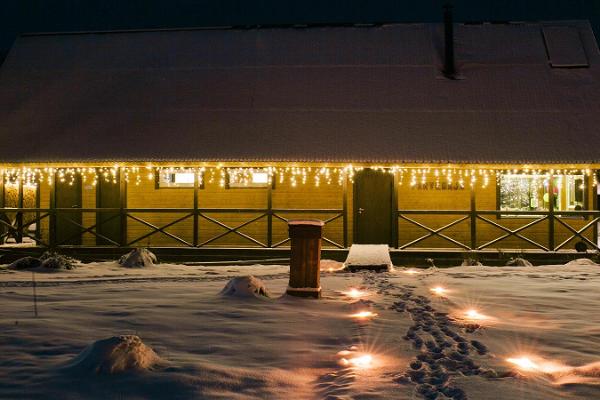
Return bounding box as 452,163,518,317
343,244,393,272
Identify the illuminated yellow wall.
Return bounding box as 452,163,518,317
4,167,596,252
123,173,348,248
397,178,595,251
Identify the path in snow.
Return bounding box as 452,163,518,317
360,271,516,400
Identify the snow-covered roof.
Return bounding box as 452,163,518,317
1,21,600,164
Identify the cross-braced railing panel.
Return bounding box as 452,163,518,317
271,209,345,249
0,209,50,247
553,216,600,251
127,211,195,247
197,209,269,248
398,211,471,250
475,215,550,251
398,209,600,252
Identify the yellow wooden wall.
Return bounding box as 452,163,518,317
10,169,597,251
125,174,348,248
397,179,596,251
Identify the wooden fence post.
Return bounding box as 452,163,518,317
0,173,4,243
119,168,127,247
49,174,57,248
267,174,273,247
193,171,199,247
548,174,555,251
470,184,477,250
286,220,323,298
16,178,23,243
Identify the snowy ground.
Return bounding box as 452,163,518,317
1,259,600,399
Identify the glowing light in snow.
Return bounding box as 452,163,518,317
430,286,447,296
343,288,368,299
350,311,378,319
402,269,420,275
339,353,374,369
463,309,489,321
348,354,373,369
507,356,539,371
506,355,571,376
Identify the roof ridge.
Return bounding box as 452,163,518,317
19,19,591,38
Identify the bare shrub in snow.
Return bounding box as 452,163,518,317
118,248,157,268
461,258,483,266
8,256,42,270
506,257,533,267
64,335,163,374
220,276,271,298
40,251,77,270
460,252,482,266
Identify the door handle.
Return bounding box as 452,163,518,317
358,207,365,214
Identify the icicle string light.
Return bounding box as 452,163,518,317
0,166,595,189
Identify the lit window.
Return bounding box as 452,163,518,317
227,169,271,188
565,175,585,210
156,169,198,188
499,174,584,214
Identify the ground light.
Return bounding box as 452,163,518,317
350,311,378,320
337,350,375,370
463,308,490,321
342,288,369,299
506,355,570,375
430,286,448,296
401,269,420,275
506,356,539,372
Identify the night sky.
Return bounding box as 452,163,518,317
2,0,600,64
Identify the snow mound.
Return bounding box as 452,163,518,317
344,244,393,272
220,276,271,298
64,335,163,375
119,248,157,268
320,259,345,272
8,256,42,270
506,257,533,267
565,258,598,266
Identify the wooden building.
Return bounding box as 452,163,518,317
1,20,600,259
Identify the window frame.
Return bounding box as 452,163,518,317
496,173,588,218
155,170,204,190
225,168,275,190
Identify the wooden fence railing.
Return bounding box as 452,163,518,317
0,207,346,249
397,210,600,252
2,207,598,252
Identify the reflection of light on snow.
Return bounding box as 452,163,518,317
402,269,420,275
350,311,378,319
430,286,447,296
338,349,375,370
464,309,489,321
507,356,539,372
343,288,368,299
506,355,572,376
348,354,373,369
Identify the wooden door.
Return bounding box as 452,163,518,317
96,176,123,245
353,169,394,245
54,175,82,245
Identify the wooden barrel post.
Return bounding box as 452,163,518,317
286,220,324,298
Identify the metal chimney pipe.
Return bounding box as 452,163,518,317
443,3,456,78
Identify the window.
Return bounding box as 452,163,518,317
499,174,585,214
565,175,585,210
227,169,271,188
156,169,199,188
